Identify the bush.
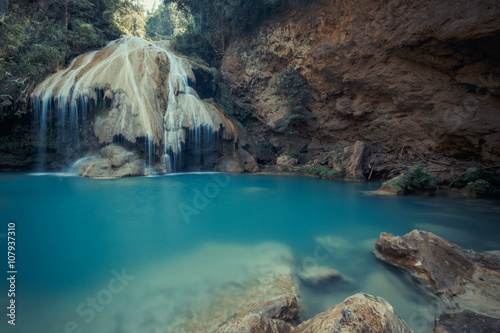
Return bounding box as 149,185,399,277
304,164,341,178
395,165,439,193
466,179,491,196
448,166,500,197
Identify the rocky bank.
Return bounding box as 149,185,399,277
209,230,500,333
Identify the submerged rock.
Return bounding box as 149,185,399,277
435,310,500,333
294,293,413,333
105,242,299,333
214,313,294,333
296,266,342,288
213,295,298,332
374,230,500,319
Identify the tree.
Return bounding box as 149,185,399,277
0,0,144,117
113,0,147,38
145,3,187,40
163,0,284,60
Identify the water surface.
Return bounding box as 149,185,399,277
1,173,499,332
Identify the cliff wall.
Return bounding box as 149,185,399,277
222,0,500,172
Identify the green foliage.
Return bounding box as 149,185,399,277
466,179,491,196
165,0,284,61
448,165,500,197
260,142,272,151
171,21,214,61
271,65,312,136
285,149,300,159
113,1,147,37
395,165,439,193
145,3,188,40
304,165,341,178
449,169,483,188
0,0,149,118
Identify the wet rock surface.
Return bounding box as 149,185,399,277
294,293,413,333
214,293,413,333
434,310,500,333
374,230,500,318
296,266,342,288
213,295,298,333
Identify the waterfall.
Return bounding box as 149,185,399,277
32,36,237,173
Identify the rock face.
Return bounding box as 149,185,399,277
294,293,413,333
222,0,500,170
213,295,298,333
435,310,500,333
374,230,500,318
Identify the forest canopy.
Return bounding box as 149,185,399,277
0,0,286,117
0,0,147,117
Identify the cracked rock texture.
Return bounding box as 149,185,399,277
374,230,500,319
222,0,500,167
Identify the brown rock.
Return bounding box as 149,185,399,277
342,141,371,178
377,174,405,195
277,155,298,166
238,148,259,172
114,160,146,178
435,310,500,333
76,145,146,178
374,230,500,318
218,156,244,173
214,313,294,333
232,295,298,323
294,293,413,333
221,0,500,169
213,295,298,333
100,145,135,168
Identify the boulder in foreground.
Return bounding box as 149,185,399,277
374,230,500,318
213,295,298,332
435,310,500,333
295,293,413,333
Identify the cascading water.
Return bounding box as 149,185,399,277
32,36,237,174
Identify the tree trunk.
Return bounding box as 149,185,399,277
0,0,6,15
65,0,69,30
